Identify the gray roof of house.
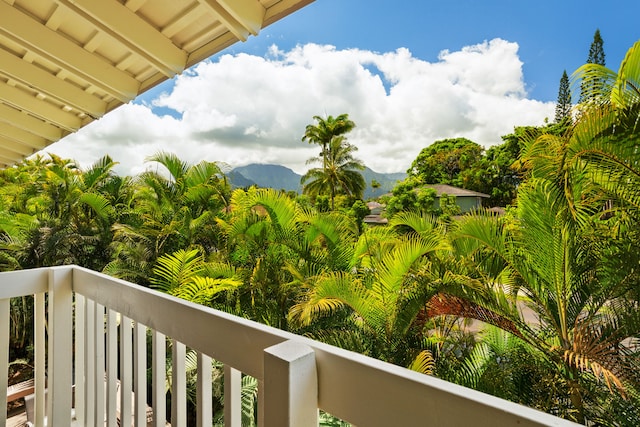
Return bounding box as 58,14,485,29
424,184,490,198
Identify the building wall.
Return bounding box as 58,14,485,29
432,196,482,213
457,197,482,213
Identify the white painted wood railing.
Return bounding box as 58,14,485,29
1,266,580,427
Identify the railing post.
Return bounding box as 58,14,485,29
47,266,74,425
262,340,318,427
34,292,46,427
120,315,133,427
74,294,86,426
94,303,106,426
107,309,118,427
0,298,9,427
85,299,96,427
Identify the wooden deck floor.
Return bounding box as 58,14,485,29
7,403,27,427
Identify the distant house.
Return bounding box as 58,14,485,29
364,201,388,225
424,184,490,213
365,185,490,225
366,201,385,215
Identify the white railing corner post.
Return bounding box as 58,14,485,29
0,298,9,427
47,266,74,425
262,340,318,427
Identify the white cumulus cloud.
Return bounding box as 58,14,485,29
47,39,554,176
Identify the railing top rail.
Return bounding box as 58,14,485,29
0,267,51,299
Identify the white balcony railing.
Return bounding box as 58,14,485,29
1,266,579,427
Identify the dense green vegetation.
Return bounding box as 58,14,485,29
3,41,640,425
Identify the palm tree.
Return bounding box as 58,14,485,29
215,187,360,329
301,114,355,169
460,41,640,423
289,212,475,373
301,136,365,210
567,40,640,212
452,180,640,424
105,152,230,283
0,154,119,269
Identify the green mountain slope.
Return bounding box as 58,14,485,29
229,164,405,199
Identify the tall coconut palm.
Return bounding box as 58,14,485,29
301,114,355,169
301,136,365,210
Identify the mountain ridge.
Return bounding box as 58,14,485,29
229,164,405,199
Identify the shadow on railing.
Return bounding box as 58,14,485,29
1,266,580,427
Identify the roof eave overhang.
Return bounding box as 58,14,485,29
0,0,314,168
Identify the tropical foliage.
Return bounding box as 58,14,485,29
2,40,640,427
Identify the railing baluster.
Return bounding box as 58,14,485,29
197,352,212,427
74,294,86,425
94,303,106,426
224,365,241,427
152,331,166,427
34,292,46,427
85,298,96,427
107,309,118,427
171,340,186,426
0,298,9,427
258,378,265,426
120,315,133,427
134,322,147,427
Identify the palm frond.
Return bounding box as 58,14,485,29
79,192,115,220
407,349,435,375
173,276,242,305
288,272,360,327
389,211,438,236
150,249,203,292
146,151,189,183
376,236,445,297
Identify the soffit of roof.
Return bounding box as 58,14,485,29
0,0,313,168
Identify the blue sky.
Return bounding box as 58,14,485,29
49,0,640,175
228,0,639,102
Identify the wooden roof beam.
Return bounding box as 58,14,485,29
0,104,62,141
264,0,314,26
0,84,82,132
0,150,23,165
124,0,148,13
0,123,50,152
160,3,201,39
55,0,188,77
197,0,265,41
217,0,265,36
0,49,106,118
0,1,139,102
0,138,36,162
